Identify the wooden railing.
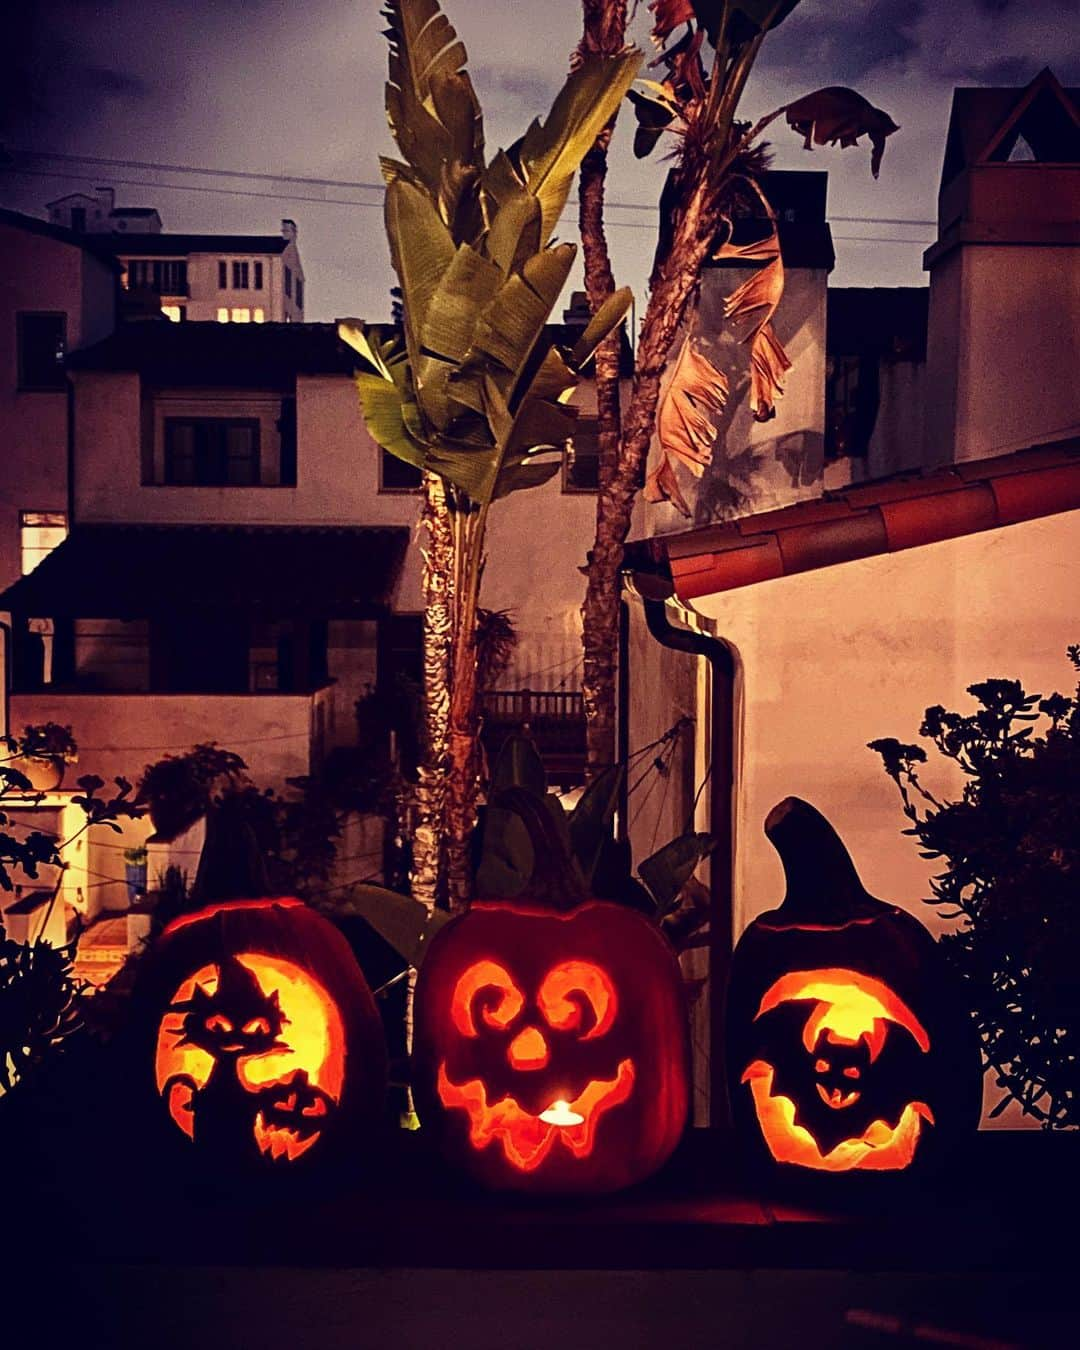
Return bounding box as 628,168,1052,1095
481,688,586,786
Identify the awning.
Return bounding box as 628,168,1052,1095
0,525,409,619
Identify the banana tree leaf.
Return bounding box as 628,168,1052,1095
484,192,543,276
419,243,503,364
429,68,485,173
354,370,428,469
638,831,716,915
490,458,562,500
338,320,406,384
725,1,803,43
569,286,633,368
492,734,547,796
522,346,578,405
385,178,455,340
568,763,625,885
333,882,450,968
502,50,642,245
476,806,533,897
469,243,576,380
627,86,678,160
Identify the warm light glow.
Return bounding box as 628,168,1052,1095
231,307,251,323
155,953,345,1160
437,1059,635,1172
216,308,229,323
537,960,617,1039
742,968,935,1172
507,1025,550,1070
450,960,524,1038
539,1099,585,1127
743,1061,934,1172
252,308,265,323
160,304,183,322
755,968,931,1058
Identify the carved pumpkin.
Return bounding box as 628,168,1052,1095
727,798,980,1177
139,897,386,1172
414,899,689,1192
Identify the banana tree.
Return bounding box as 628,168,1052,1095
576,0,897,771
341,0,641,910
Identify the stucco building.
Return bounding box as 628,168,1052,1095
623,70,1080,1128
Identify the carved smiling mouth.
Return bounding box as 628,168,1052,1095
817,1084,861,1109
437,1059,635,1172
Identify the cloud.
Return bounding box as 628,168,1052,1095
895,0,1080,83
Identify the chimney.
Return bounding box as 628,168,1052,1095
281,219,298,242
94,186,116,213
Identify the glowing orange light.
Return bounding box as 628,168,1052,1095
743,1061,934,1171
450,960,524,1038
537,960,616,1039
154,953,345,1162
507,1025,550,1070
437,1059,635,1172
743,967,935,1172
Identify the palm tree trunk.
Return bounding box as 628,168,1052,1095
411,472,453,912
577,0,627,776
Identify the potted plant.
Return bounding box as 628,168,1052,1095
4,723,78,792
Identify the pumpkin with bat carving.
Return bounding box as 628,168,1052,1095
138,897,386,1172
413,796,690,1193
726,798,980,1177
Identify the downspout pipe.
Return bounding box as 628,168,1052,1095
641,594,735,1128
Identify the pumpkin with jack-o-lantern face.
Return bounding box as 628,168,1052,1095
414,895,689,1193
138,897,386,1173
727,798,980,1178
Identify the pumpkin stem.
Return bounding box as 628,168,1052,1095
764,797,882,925
493,786,589,911
191,799,271,904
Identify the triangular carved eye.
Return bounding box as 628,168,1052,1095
451,960,525,1038
538,961,616,1040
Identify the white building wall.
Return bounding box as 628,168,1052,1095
926,244,1080,463
673,508,1078,1126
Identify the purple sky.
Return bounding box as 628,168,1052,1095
4,1,1078,320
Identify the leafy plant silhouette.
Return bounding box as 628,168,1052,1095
870,647,1080,1127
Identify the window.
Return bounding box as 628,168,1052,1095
252,308,265,323
253,261,263,290
562,418,600,492
160,305,185,323
295,277,304,310
231,308,251,323
380,448,423,492
277,397,297,486
217,307,230,323
825,353,877,460
218,260,228,288
284,265,293,299
163,419,260,486
232,260,249,289
20,511,67,575
128,259,187,294
17,313,66,391
70,207,86,233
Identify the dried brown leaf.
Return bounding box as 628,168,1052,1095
646,335,728,515
783,85,899,178
715,223,790,419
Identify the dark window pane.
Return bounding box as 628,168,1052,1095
284,265,292,298
278,397,297,486
254,261,263,290
218,260,227,288
381,449,422,491
295,277,304,310
70,207,86,233
18,313,66,390
163,419,260,486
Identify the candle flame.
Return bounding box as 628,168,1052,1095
539,1099,585,1127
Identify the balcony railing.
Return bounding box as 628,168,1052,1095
481,688,586,788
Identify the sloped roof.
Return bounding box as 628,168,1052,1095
0,525,409,619
108,232,290,256
940,69,1080,187
627,440,1080,603
0,207,124,270
66,321,357,384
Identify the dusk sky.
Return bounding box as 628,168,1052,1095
4,1,1078,321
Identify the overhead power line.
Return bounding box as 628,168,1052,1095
7,147,938,228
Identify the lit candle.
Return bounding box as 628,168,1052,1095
539,1099,584,1127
